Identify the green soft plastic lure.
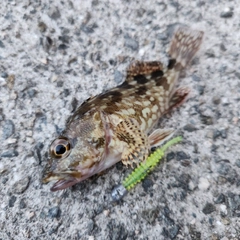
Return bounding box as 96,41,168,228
111,136,182,201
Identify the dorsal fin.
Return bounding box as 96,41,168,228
126,61,164,82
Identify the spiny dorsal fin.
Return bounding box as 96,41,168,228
126,61,164,82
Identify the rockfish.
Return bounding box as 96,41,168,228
42,27,203,191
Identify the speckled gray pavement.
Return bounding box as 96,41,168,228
0,1,240,240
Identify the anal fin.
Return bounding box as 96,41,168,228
116,118,150,168
148,128,174,148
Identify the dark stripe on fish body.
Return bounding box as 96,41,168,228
99,91,123,100
151,70,164,79
155,76,169,90
134,75,148,84
167,59,176,69
136,86,148,95
119,81,135,89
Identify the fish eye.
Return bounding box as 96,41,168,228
50,137,71,158
55,144,66,155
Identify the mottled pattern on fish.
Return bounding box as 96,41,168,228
42,27,204,191
69,61,171,131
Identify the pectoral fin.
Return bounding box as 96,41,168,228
148,128,175,147
116,118,150,168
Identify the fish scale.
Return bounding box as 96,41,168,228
42,27,204,191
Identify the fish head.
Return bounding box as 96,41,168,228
42,111,114,191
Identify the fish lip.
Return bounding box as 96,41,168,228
42,175,53,184
50,178,79,192
42,171,81,191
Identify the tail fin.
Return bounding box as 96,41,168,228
168,27,204,69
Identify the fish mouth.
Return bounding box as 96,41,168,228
42,172,81,191
50,178,79,191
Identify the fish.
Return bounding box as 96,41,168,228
42,27,204,191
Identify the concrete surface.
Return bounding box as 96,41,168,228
0,0,240,239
